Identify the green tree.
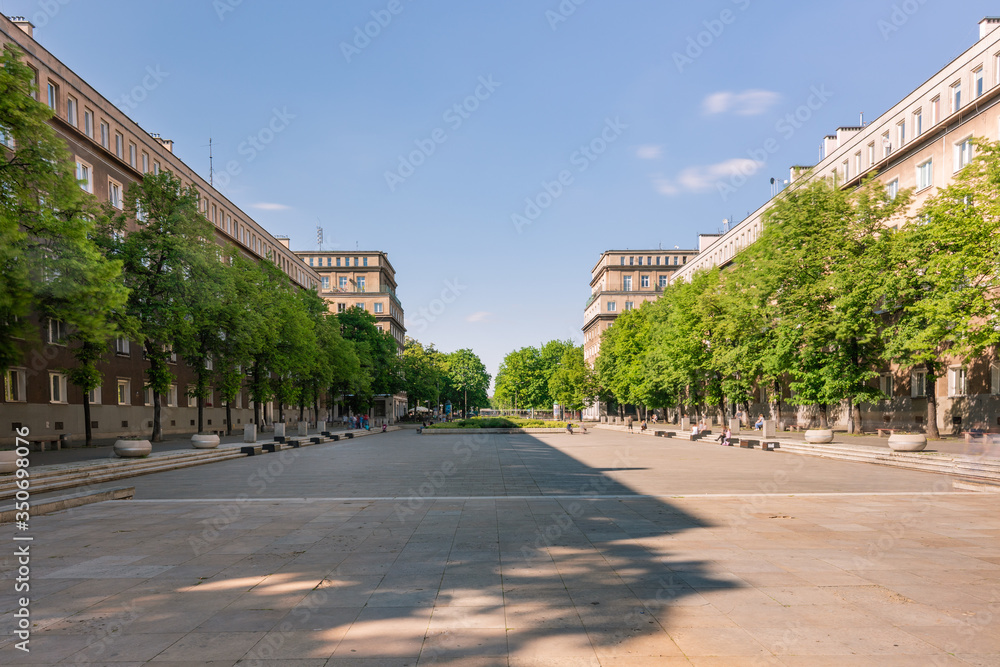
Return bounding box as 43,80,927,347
95,171,215,442
445,348,491,416
548,345,596,413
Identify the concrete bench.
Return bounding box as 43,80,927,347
877,428,896,437
261,443,282,453
738,438,757,449
240,445,263,456
963,431,1000,443
29,438,61,452
761,441,780,451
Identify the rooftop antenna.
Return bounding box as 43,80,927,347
860,111,865,127
316,226,324,250
201,134,214,186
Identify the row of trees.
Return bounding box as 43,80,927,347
493,340,597,413
402,339,491,416
1,44,405,444
595,141,1000,437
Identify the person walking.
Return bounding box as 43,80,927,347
626,415,634,432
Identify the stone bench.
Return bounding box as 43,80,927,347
29,438,61,452
877,428,897,437
261,443,282,453
963,431,1000,443
240,445,263,456
761,441,780,451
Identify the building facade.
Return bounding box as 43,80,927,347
668,16,1000,433
582,248,697,420
0,16,323,445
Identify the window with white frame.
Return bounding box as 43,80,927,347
659,275,668,288
624,301,635,311
911,369,927,398
897,120,906,148
854,152,861,176
205,355,213,371
109,179,123,209
879,373,894,399
991,364,1000,396
100,121,109,149
357,276,366,292
115,132,123,159
948,366,967,397
882,132,891,157
84,108,94,138
47,318,67,345
887,179,899,200
623,275,633,291
66,96,77,127
339,276,348,290
46,81,57,109
640,275,650,288
76,159,93,193
841,159,849,181
142,152,149,173
88,385,101,405
917,159,933,190
374,302,383,314
355,302,365,311
49,372,67,403
913,109,922,137
607,302,617,312
955,138,974,171
167,384,178,407
952,81,962,112
975,67,985,98
187,386,197,408
153,161,160,175
143,386,153,406
4,368,26,402
931,96,940,125
322,276,330,290
867,142,875,166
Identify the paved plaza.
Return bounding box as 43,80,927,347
2,429,999,665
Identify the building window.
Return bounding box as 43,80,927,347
629,256,634,266
882,132,891,157
187,386,197,408
363,257,368,267
336,257,341,267
841,159,849,181
991,364,1000,396
46,81,57,109
622,275,632,291
66,96,77,127
309,257,314,266
917,159,933,190
640,275,650,288
117,380,131,405
142,386,154,406
624,301,635,311
931,96,941,125
153,161,160,175
911,370,926,398
142,152,149,173
896,121,906,148
948,367,967,397
339,277,348,290
607,302,616,312
49,372,67,403
374,302,384,314
975,67,985,98
109,179,123,209
659,276,668,288
637,257,643,266
952,81,962,113
76,160,93,193
355,302,365,311
955,137,974,171
887,179,899,200
337,303,346,313
913,109,922,137
100,121,109,149
354,257,359,267
867,142,875,166
4,369,26,402
115,132,124,159
128,142,137,168
322,276,330,290
81,108,93,138
879,373,893,399
167,384,178,407
88,385,102,405
115,337,130,356
48,318,67,345
619,257,625,266
854,152,861,176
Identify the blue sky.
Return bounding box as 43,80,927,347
4,0,998,384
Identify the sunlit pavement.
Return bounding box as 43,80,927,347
2,429,998,665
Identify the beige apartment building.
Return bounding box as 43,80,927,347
0,15,323,444
668,16,1000,433
582,248,697,420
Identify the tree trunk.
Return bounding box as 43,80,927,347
226,400,233,436
197,395,204,433
852,400,863,435
819,403,828,429
254,399,261,427
83,394,92,446
773,379,782,426
152,390,162,442
926,365,940,438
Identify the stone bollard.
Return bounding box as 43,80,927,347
729,418,741,434
243,424,257,443
298,422,309,437
680,417,691,432
763,420,777,439
273,423,286,439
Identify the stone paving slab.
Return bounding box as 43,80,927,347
0,430,996,664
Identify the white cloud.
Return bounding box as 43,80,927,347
466,311,492,323
703,89,781,116
636,145,663,160
654,158,764,196
252,202,291,211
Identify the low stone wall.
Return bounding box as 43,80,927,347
422,428,569,435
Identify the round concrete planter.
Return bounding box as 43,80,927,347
888,433,927,452
0,451,17,474
191,433,221,449
113,439,152,458
804,429,834,444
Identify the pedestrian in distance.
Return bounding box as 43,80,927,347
754,414,765,431
626,415,634,432
640,419,647,432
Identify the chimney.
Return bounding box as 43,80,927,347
9,16,34,38
823,135,838,160
151,133,173,153
275,236,290,249
980,17,1000,39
